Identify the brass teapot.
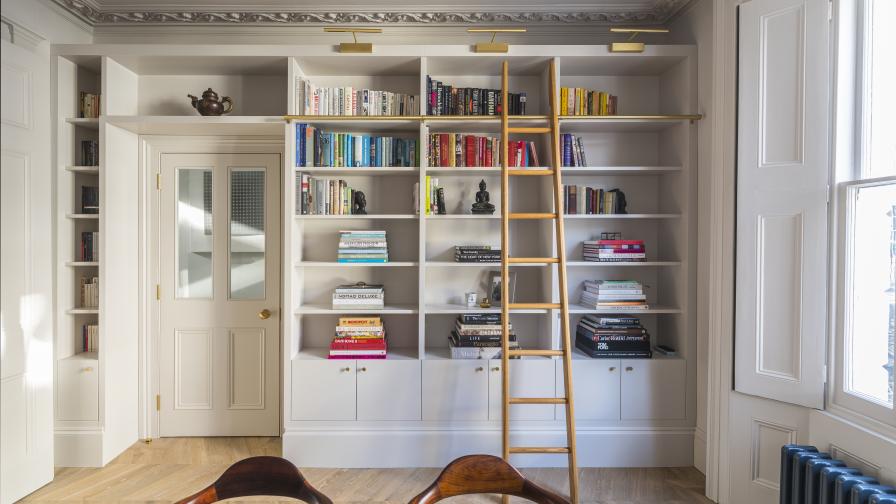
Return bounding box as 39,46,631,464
188,88,233,116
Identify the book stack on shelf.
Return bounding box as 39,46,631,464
563,186,627,214
580,280,648,311
80,231,98,261
428,133,501,168
421,176,445,215
560,87,618,116
294,80,418,116
575,315,652,359
455,245,500,263
81,323,99,353
81,186,99,214
296,175,362,215
337,230,388,263
79,276,99,308
332,282,385,310
295,125,419,168
561,134,588,167
449,314,518,359
78,92,100,118
328,316,387,359
583,239,646,263
81,141,99,166
427,77,526,115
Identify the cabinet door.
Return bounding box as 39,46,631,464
357,360,421,421
488,359,556,421
557,359,621,421
422,360,488,421
620,358,686,420
56,358,99,421
291,360,356,420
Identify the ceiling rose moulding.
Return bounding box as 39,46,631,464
52,0,692,26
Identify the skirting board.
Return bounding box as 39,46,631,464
283,428,694,468
55,430,104,467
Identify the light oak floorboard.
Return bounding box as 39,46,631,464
22,438,711,503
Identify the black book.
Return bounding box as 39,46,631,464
459,314,501,324
81,186,99,214
576,339,652,359
576,336,651,353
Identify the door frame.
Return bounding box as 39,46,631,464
138,136,285,441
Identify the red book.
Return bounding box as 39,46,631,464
465,136,475,166
439,134,449,167
508,140,516,167
328,355,386,359
478,137,485,167
331,337,386,344
595,240,645,245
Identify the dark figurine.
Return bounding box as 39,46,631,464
188,88,233,116
608,188,628,214
436,187,447,215
471,179,495,215
352,191,367,215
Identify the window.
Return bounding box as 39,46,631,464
834,0,896,427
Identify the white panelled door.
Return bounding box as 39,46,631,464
159,153,281,436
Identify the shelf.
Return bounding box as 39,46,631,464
424,167,501,175
66,213,99,220
296,261,418,267
295,167,418,176
295,214,417,220
561,166,681,176
424,116,548,133
563,213,680,220
426,261,544,267
295,304,418,315
65,117,99,129
425,304,547,314
425,214,500,220
66,261,99,267
68,308,99,314
295,346,418,361
104,115,284,135
559,116,699,133
566,261,681,267
61,351,98,362
568,304,681,314
65,166,100,174
570,347,684,361
286,116,420,132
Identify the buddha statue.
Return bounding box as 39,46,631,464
471,179,495,215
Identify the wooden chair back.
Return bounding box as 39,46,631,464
408,454,570,504
174,456,332,504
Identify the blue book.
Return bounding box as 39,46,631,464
295,124,302,167
337,258,389,263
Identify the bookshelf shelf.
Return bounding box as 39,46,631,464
424,304,548,314
561,166,681,176
566,261,682,267
426,261,545,267
66,213,99,220
294,214,418,220
295,261,418,267
567,305,682,315
563,213,680,220
67,308,99,315
570,347,684,361
62,351,98,362
559,117,695,133
425,214,501,220
66,261,99,267
66,166,100,174
295,304,418,315
297,168,419,176
296,347,418,361
424,167,502,175
65,117,99,129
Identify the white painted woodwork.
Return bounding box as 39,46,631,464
621,358,686,420
159,153,281,436
422,360,489,421
291,360,356,421
1,34,55,504
558,360,621,421
56,357,99,422
488,359,556,421
735,0,829,409
357,360,422,421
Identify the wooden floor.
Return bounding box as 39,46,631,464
22,438,712,503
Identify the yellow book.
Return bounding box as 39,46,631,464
448,134,455,167
425,175,431,215
560,87,568,116
599,92,607,116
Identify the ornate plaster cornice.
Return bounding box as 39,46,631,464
52,0,692,26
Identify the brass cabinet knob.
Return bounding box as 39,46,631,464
625,366,634,372
359,367,367,372
491,366,500,372
340,367,351,372
83,366,94,372
608,366,616,372
258,309,272,320
475,366,484,372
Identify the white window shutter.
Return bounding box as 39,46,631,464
735,0,830,409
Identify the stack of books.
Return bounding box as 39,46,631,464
507,140,540,167
449,314,518,359
560,87,618,116
421,176,445,215
561,134,588,167
328,316,387,359
78,92,100,118
80,276,99,308
427,77,527,115
296,175,363,215
294,80,418,116
583,239,645,262
80,231,99,261
295,125,418,167
455,246,500,263
580,280,648,311
81,323,99,353
332,282,385,309
81,141,99,166
81,186,99,214
338,231,388,263
428,133,501,167
562,186,627,214
575,315,651,358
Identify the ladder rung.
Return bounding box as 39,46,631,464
509,447,571,454
508,302,561,310
508,127,551,134
507,257,559,264
509,349,565,357
510,397,567,404
508,169,554,176
508,212,557,220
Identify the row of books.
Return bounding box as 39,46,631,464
583,239,646,263
428,133,500,168
328,316,386,359
338,230,388,263
449,314,518,359
81,323,99,353
561,134,589,167
81,140,99,166
78,92,101,118
575,315,651,358
81,186,99,214
560,87,618,116
580,280,648,311
297,175,362,215
563,186,627,214
295,80,419,116
80,276,99,308
455,245,500,263
420,176,446,215
332,282,384,310
80,232,99,262
295,125,419,168
427,77,527,116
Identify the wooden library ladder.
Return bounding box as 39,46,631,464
499,59,579,504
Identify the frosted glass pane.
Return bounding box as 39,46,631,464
230,169,265,299
177,168,213,299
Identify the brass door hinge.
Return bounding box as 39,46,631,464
156,284,160,300
156,173,161,190
156,394,160,411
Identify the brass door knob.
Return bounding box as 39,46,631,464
258,309,272,320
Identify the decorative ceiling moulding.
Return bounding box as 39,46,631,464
52,0,693,27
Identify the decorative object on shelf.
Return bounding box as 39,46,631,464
609,27,670,53
465,292,478,308
575,314,652,358
188,88,233,116
323,27,381,54
435,188,447,215
352,191,367,215
487,270,516,307
609,188,628,214
467,27,526,54
600,231,622,240
471,179,495,215
479,296,491,309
